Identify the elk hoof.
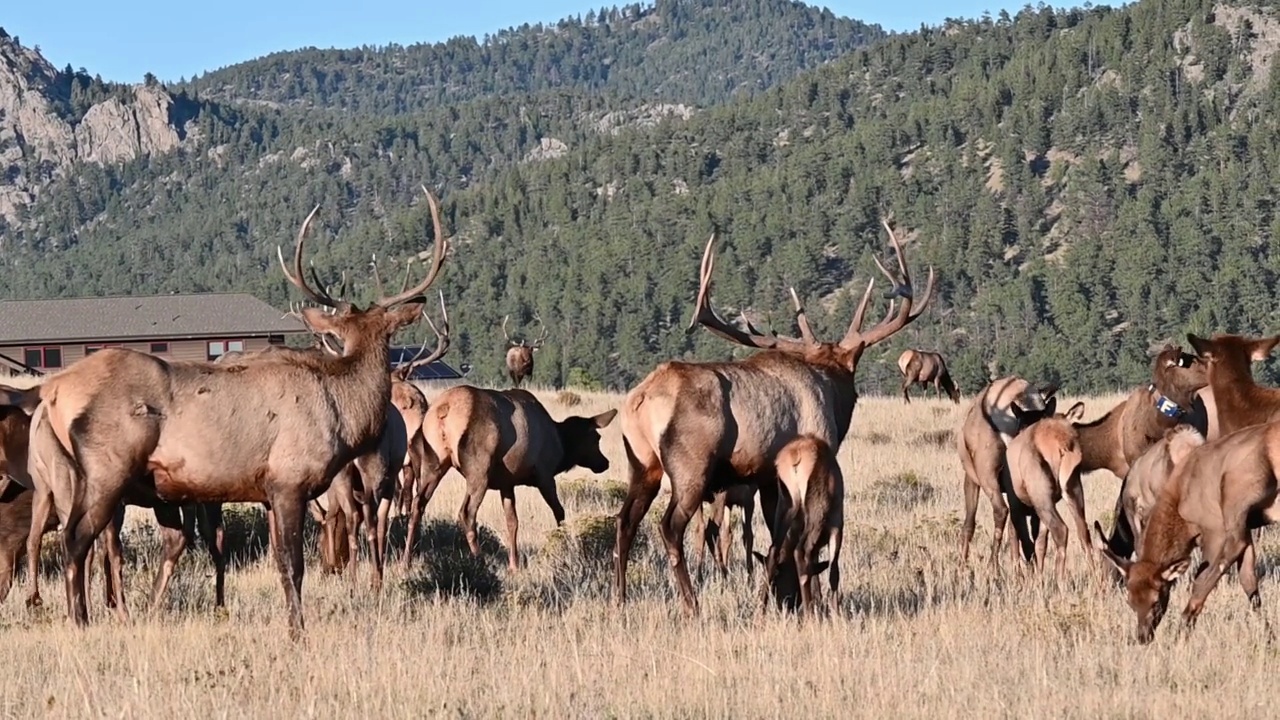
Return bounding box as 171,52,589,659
25,594,42,609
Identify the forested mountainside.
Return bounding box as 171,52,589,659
180,0,887,111
3,0,1280,393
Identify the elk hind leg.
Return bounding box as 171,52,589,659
740,496,755,579
196,503,227,608
24,485,55,609
1061,477,1095,568
401,455,451,569
658,470,710,615
614,440,661,606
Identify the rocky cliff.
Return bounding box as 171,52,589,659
0,33,195,223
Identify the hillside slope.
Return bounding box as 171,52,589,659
5,0,1280,393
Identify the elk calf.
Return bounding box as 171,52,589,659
1110,425,1205,552
957,376,1058,568
408,386,616,571
1005,401,1090,578
692,484,756,578
757,435,843,611
1097,420,1280,643
897,349,960,404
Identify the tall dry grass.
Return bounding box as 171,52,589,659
1,386,1275,719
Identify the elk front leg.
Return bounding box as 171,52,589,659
740,499,755,579
500,486,520,572
149,504,188,612
269,488,308,640
196,503,227,608
62,484,127,627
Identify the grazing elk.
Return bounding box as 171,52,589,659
692,484,757,579
897,349,960,404
502,314,548,387
616,218,934,613
406,386,616,571
389,327,448,519
1004,400,1091,578
756,435,844,612
957,376,1059,568
1102,425,1205,554
0,186,450,636
1096,420,1280,644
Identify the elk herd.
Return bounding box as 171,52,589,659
0,188,1276,646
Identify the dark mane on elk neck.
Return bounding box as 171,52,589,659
615,216,935,614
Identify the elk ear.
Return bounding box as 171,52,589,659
300,307,341,336
592,408,618,428
1092,524,1133,576
1160,557,1190,582
1186,333,1214,359
385,301,426,331
1064,401,1086,422
1249,335,1280,362
1042,396,1058,418
1038,382,1059,400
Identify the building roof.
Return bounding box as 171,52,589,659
0,293,308,344
389,346,466,380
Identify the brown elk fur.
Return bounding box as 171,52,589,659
1004,402,1090,578
0,188,450,636
957,376,1058,568
407,386,616,571
1112,425,1205,551
897,349,960,404
1096,420,1280,643
0,405,39,604
1186,333,1280,436
692,484,756,578
617,219,934,613
502,314,548,387
756,435,844,612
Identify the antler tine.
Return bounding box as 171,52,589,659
501,314,517,346
530,312,549,348
846,278,876,335
369,255,385,298
409,290,452,371
375,185,449,308
685,231,807,352
399,258,414,294
277,205,340,308
788,287,817,344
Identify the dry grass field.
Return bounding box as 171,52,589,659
2,384,1277,718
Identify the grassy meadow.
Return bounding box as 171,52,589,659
2,384,1277,718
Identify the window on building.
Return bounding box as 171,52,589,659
149,342,169,354
207,339,246,361
23,346,62,369
84,343,123,356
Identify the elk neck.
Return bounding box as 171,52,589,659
323,337,394,455
1136,481,1196,568
1071,406,1122,474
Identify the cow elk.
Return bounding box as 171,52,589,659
616,218,934,613
1004,400,1091,578
0,185,451,637
756,435,844,612
897,349,960,404
692,484,757,579
957,376,1058,569
1096,420,1280,644
1185,333,1280,437
502,313,548,387
407,386,616,571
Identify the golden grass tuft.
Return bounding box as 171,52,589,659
0,387,1268,716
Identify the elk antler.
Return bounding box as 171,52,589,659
278,206,346,309
528,312,549,349
502,315,521,347
394,291,451,380
374,185,449,308
838,217,936,350
686,232,812,353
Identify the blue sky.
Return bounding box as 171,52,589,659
4,0,1035,83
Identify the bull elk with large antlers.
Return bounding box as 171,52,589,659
615,218,935,613
897,349,960,404
502,314,548,387
0,186,450,637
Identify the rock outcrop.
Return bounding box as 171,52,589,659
0,33,193,222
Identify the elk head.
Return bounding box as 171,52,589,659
752,551,830,612
1147,343,1208,417
503,313,548,387
1186,333,1280,382
277,185,450,355
1093,533,1189,644
687,217,936,375
554,408,618,474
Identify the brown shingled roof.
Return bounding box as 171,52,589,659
0,293,308,344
